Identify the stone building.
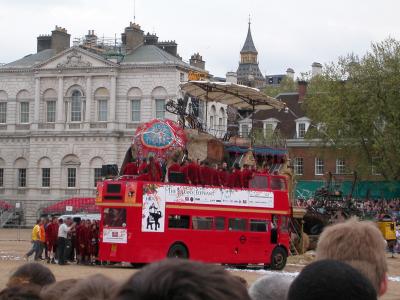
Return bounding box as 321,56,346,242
0,23,226,224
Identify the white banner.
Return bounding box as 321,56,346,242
162,184,274,208
103,228,127,244
141,184,275,233
141,185,166,232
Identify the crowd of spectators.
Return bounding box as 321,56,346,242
1,218,387,300
24,216,99,266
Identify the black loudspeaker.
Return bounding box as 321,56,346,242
169,172,185,183
101,164,119,178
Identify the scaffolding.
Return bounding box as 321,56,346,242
73,30,125,62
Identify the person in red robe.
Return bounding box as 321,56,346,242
89,221,99,264
211,164,220,186
217,162,229,187
77,220,91,264
45,216,58,263
167,158,181,182
228,163,243,188
123,158,138,176
187,159,199,185
179,160,190,184
138,158,148,174
242,164,253,188
148,157,162,182
199,161,213,186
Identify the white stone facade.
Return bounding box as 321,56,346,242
0,46,226,224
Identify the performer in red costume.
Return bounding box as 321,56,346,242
242,164,253,188
138,158,148,174
123,158,138,175
147,156,162,182
77,220,91,264
228,163,243,188
167,158,181,182
179,160,190,184
187,159,199,185
45,216,58,264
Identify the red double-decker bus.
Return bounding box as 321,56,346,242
96,173,291,270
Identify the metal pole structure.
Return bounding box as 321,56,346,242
251,103,255,148
205,89,208,132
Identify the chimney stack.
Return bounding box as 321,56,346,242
226,72,237,84
51,26,71,53
157,41,178,57
122,22,144,52
37,35,52,53
311,62,322,77
286,68,295,80
189,53,205,70
298,80,308,102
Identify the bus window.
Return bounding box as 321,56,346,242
271,177,286,191
103,208,126,227
250,219,268,232
168,215,190,229
215,217,225,230
192,217,213,230
249,175,268,189
228,218,247,231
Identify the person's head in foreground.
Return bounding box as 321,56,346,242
248,274,293,300
60,274,116,300
316,217,388,296
0,284,42,300
40,279,78,300
287,259,377,300
7,263,56,289
115,259,251,300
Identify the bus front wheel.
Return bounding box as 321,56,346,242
167,243,189,259
268,247,287,270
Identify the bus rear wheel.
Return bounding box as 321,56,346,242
269,247,287,270
167,243,189,259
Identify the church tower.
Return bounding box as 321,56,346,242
236,20,265,88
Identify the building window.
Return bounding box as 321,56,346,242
67,168,76,187
336,159,345,174
71,91,82,122
180,72,185,82
42,168,50,187
46,101,56,123
94,168,102,187
155,99,165,119
131,100,141,122
20,102,29,123
0,168,3,187
315,157,324,175
293,157,304,175
0,102,6,123
98,100,108,121
241,124,249,138
298,123,306,138
264,123,274,137
18,168,26,187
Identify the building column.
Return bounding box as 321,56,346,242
56,76,64,130
33,77,40,127
85,76,92,128
110,75,116,123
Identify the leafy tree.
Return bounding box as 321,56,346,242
305,38,400,180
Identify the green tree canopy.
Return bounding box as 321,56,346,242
305,38,400,180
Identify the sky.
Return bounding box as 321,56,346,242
0,0,399,77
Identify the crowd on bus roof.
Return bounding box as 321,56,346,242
122,155,280,189
5,218,387,299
